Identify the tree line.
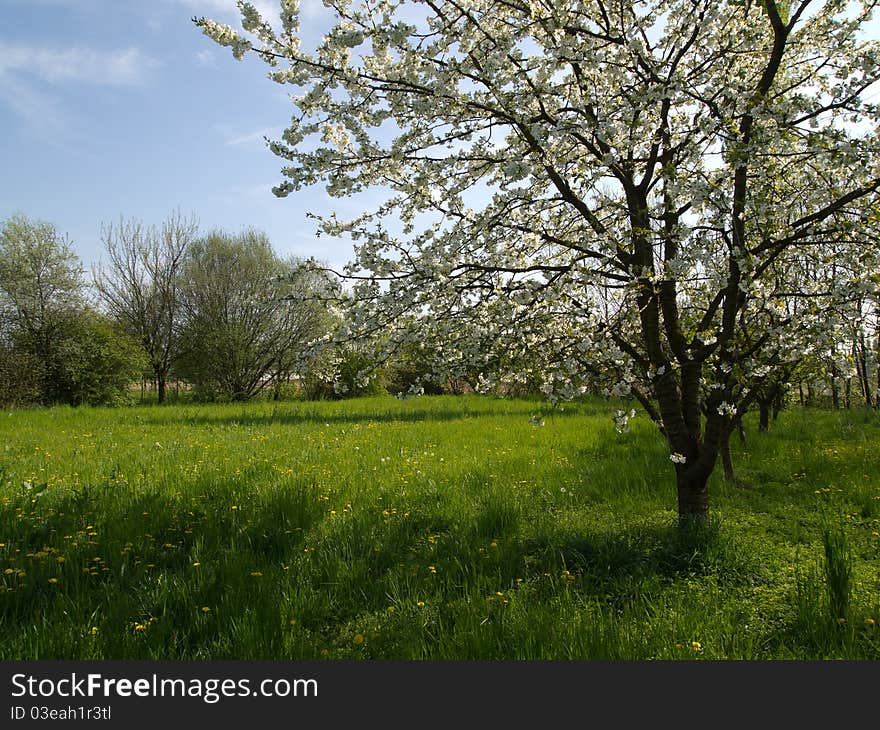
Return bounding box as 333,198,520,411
0,211,475,408
0,212,337,406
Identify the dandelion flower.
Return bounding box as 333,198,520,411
353,634,364,645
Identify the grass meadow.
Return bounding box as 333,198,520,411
1,395,878,660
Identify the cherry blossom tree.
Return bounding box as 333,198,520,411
197,0,880,522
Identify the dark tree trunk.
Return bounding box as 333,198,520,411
799,383,805,407
720,431,734,481
157,373,166,404
845,378,852,409
759,402,770,432
737,418,746,445
830,366,839,409
772,387,783,421
676,464,711,522
858,335,872,407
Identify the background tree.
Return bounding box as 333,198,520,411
94,211,197,404
176,229,332,401
199,0,880,523
0,214,85,403
0,213,83,372
0,214,147,406
46,309,147,407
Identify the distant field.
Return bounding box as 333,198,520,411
1,395,878,659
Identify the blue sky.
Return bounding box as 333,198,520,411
3,1,880,275
0,0,356,271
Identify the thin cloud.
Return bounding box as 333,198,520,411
224,126,282,147
0,72,65,136
0,43,160,86
193,49,217,67
174,0,281,29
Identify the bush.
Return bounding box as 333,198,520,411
46,311,147,406
0,347,45,407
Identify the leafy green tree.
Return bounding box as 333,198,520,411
0,213,83,370
176,229,333,400
47,310,148,407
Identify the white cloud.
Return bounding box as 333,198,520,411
193,49,217,67
173,0,281,29
0,72,65,136
0,43,160,86
224,126,282,146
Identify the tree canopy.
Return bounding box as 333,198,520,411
200,0,880,521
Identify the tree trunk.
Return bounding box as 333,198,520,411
772,388,783,421
157,373,166,404
830,366,839,409
676,465,710,522
720,431,734,481
759,402,770,432
737,418,746,445
845,378,852,409
858,334,872,407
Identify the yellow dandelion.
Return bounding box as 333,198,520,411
201,607,211,613
838,617,847,625
386,606,396,613
48,578,58,584
88,627,99,636
353,634,364,645
192,562,201,567
3,568,12,575
691,641,703,652
416,601,425,607
250,571,263,577
864,618,875,627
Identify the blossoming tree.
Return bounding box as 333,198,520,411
198,0,880,521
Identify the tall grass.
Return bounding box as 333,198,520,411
0,396,878,659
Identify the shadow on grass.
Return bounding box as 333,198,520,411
1,468,763,659
124,396,612,429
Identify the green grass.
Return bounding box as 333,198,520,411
1,395,878,659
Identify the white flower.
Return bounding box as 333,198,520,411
716,402,737,417
670,453,687,464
